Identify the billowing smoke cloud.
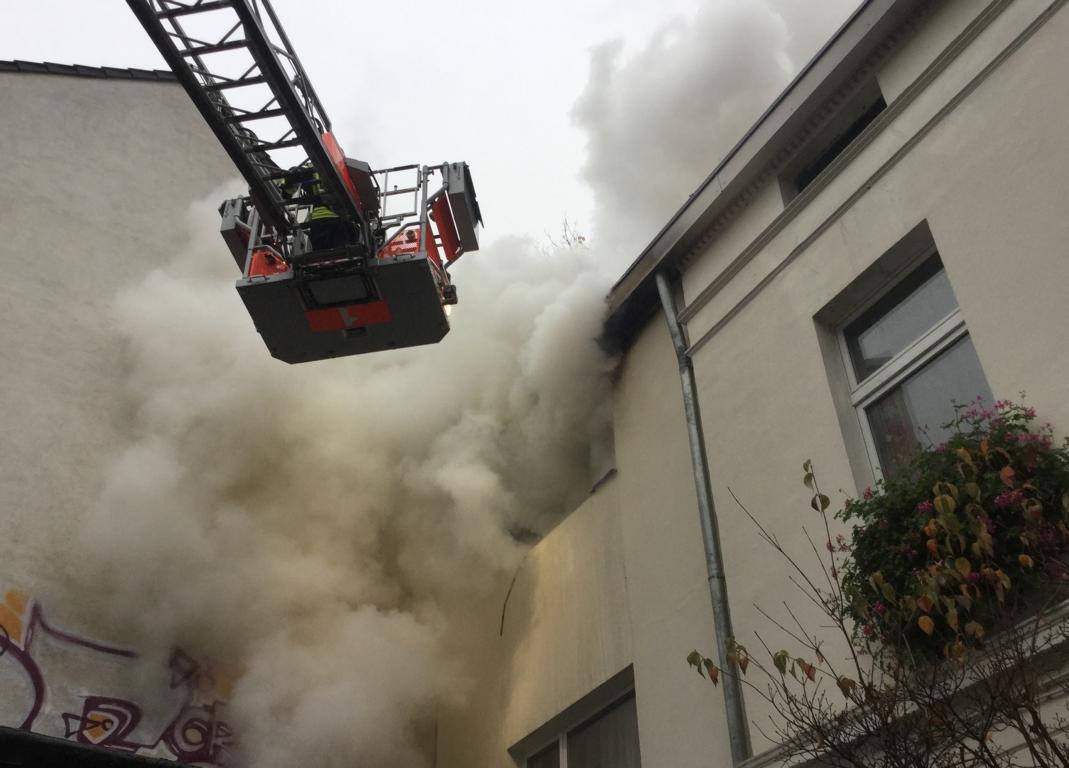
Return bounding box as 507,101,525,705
58,2,860,766
575,0,859,256
65,191,613,767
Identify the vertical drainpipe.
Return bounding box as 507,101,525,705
655,270,752,765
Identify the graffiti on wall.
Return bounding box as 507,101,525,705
0,590,232,764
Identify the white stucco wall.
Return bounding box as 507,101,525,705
0,71,233,756
0,72,231,583
680,0,1069,756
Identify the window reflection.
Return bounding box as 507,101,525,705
866,336,992,477
845,257,958,381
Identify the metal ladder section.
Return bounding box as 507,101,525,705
126,0,367,245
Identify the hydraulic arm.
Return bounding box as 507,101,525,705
127,0,483,363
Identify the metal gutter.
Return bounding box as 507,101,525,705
655,270,751,765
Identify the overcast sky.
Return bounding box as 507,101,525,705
2,0,858,251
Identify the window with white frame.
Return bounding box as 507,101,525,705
520,691,641,768
840,252,992,479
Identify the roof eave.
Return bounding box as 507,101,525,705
604,0,925,350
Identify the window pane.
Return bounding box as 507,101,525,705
567,694,641,768
866,335,991,477
845,257,958,381
528,742,560,768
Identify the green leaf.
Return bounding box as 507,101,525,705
811,493,830,512
880,582,896,602
687,650,704,676
939,512,961,535
803,472,815,490
773,650,790,675
934,495,957,517
933,481,959,501
803,459,813,473
955,558,972,578
964,482,981,501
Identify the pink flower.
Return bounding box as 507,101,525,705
863,487,874,500
873,601,887,617
935,443,947,454
917,500,934,514
862,623,875,638
994,491,1024,510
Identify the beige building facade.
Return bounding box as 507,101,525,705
437,0,1069,766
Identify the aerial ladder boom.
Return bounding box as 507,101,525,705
127,0,483,363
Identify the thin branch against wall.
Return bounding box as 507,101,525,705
500,553,530,637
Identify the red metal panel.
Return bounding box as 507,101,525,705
248,248,290,278
380,227,421,259
304,308,346,332
343,301,392,326
320,131,363,212
378,226,441,268
432,195,462,263
304,301,392,333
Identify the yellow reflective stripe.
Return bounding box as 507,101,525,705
309,206,339,221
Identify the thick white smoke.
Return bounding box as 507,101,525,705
67,191,613,767
60,2,859,766
575,0,859,257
